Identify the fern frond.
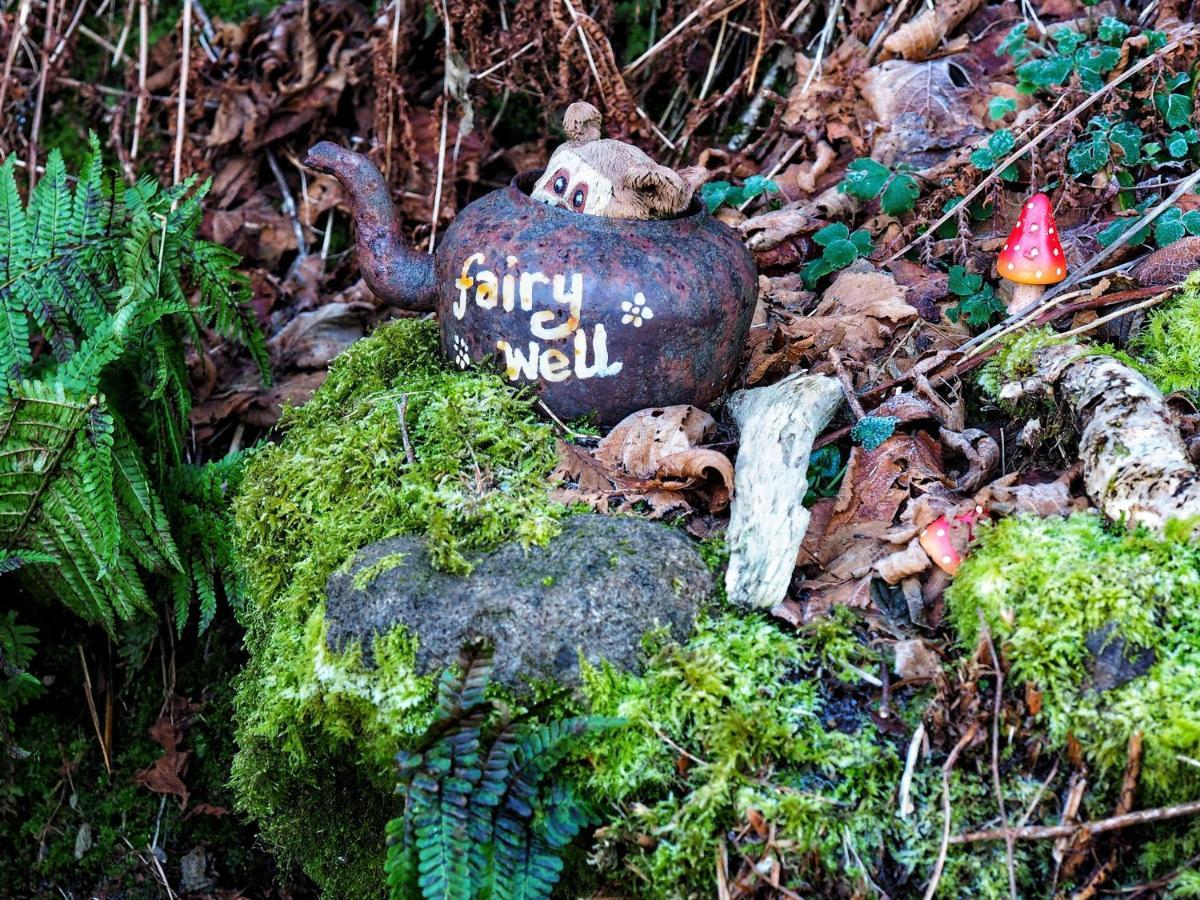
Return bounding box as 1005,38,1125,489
0,157,32,395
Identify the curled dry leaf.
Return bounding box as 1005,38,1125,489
595,405,716,477
939,427,1000,493
875,538,931,584
882,0,983,62
552,406,734,517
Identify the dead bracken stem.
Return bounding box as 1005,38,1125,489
980,616,1018,900
924,722,980,900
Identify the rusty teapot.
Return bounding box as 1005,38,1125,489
304,142,757,425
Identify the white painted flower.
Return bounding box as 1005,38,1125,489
621,292,654,327
452,333,471,369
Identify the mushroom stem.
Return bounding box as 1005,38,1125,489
1007,282,1044,315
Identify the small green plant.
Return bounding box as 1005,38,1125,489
0,603,42,758
0,139,267,632
987,96,1017,121
838,158,919,215
700,175,778,212
384,640,619,899
850,415,898,451
969,128,1018,178
945,264,1006,328
1126,270,1200,396
804,445,845,505
800,223,873,288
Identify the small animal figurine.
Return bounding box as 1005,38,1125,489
531,102,710,219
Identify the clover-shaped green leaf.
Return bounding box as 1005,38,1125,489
1109,121,1143,164
840,159,890,200
1156,92,1193,129
948,265,983,297
988,97,1017,120
1097,16,1130,44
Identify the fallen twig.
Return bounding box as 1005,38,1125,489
950,797,1200,844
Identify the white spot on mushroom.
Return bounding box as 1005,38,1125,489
1014,243,1020,251
1027,201,1035,209
1053,248,1060,256
1030,224,1039,232
1036,270,1043,278
936,528,946,537
1003,244,1008,251
1030,248,1039,257
942,555,953,565
1056,267,1063,276
1007,263,1014,271
975,505,983,514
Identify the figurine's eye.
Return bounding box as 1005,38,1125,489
552,169,569,194
571,184,589,209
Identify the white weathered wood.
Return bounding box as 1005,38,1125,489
724,372,844,608
1013,343,1200,535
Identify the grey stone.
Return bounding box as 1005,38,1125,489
324,514,712,688
1086,624,1156,693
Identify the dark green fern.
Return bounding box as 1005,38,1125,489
385,640,620,900
0,138,268,632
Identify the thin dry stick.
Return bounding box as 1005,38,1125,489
172,0,193,186
383,0,403,184
624,0,747,75
111,0,136,65
130,0,148,162
830,349,866,419
924,723,980,900
951,797,1200,844
980,619,1018,900
888,26,1197,263
963,286,1094,360
428,0,452,251
396,395,415,466
27,0,60,191
78,646,112,774
0,0,33,127
1055,291,1170,341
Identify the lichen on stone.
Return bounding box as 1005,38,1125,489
229,318,568,896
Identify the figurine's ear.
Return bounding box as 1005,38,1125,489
563,101,603,143
676,166,712,198
622,163,688,217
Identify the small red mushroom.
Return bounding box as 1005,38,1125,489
996,193,1067,314
919,505,991,576
919,515,962,575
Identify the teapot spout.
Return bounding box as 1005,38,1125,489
304,142,436,311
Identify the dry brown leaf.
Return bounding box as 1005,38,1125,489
882,0,982,61
893,638,941,680
595,406,716,477
1131,235,1200,286
782,268,918,363
860,58,983,169
134,718,190,809
875,539,931,584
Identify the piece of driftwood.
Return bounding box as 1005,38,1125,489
1003,342,1200,535
725,371,843,608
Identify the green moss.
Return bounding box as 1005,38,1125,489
977,326,1070,401
1127,269,1200,396
352,552,410,591
230,319,568,897
948,513,1200,804
578,608,1050,897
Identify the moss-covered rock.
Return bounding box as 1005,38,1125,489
947,513,1200,879
230,319,570,896
579,609,1054,898
325,514,709,688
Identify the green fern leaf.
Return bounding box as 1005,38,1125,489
0,157,32,394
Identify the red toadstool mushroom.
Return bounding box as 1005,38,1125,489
918,505,990,576
996,193,1067,314
919,515,962,575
